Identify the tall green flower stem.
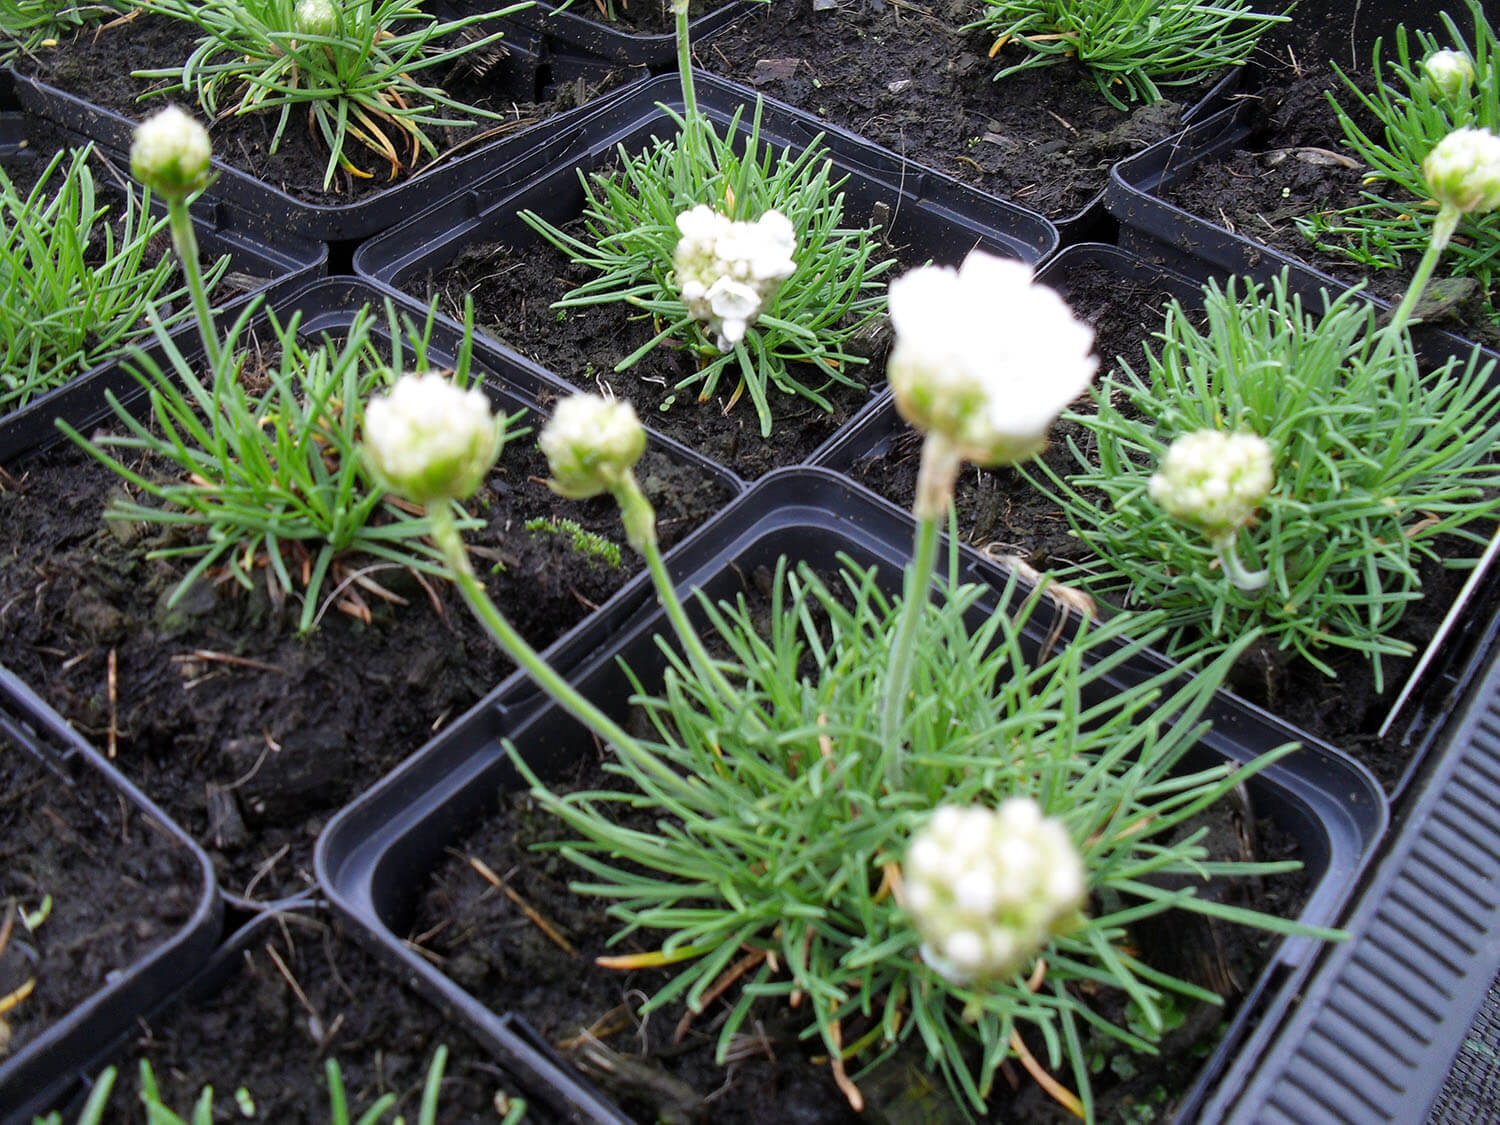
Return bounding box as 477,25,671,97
427,502,639,750
673,0,698,126
163,196,222,372
609,469,742,706
1211,532,1268,592
880,431,960,788
1374,201,1464,365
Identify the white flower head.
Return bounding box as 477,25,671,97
1149,429,1273,540
1424,127,1500,214
362,372,504,504
538,393,647,500
294,0,339,38
673,205,797,351
131,106,212,203
886,252,1097,466
903,798,1086,985
1423,49,1474,101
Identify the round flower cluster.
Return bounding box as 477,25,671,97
362,372,504,505
673,205,797,351
1148,429,1274,541
539,393,646,499
1424,127,1500,215
294,0,339,38
1423,49,1475,101
903,800,1086,984
131,106,213,203
886,251,1096,467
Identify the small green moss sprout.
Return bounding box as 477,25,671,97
524,516,622,568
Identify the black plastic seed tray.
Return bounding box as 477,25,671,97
0,669,222,1124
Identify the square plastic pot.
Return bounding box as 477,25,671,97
0,669,221,1122
316,466,1387,1124
817,242,1500,806
5,46,648,244
0,112,326,464
29,897,563,1122
475,0,755,69
1102,101,1500,371
351,71,1057,485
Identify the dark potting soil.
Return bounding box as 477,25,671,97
0,731,202,1057
93,909,545,1124
701,0,1209,221
1155,54,1500,350
846,255,1487,793
11,13,624,207
411,737,1308,1125
419,230,885,481
550,0,687,36
0,337,732,902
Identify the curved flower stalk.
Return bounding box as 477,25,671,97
518,2,892,437
132,0,530,188
1308,0,1500,300
881,250,1095,777
969,0,1288,110
362,365,1339,1120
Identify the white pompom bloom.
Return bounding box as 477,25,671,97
673,205,798,351
886,252,1097,466
903,799,1086,985
1423,50,1474,101
1149,429,1273,541
130,106,212,202
1424,127,1500,214
538,393,647,500
362,372,504,505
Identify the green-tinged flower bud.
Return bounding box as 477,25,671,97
1149,429,1273,541
362,372,504,505
294,0,339,37
539,393,647,500
130,106,212,203
1424,127,1500,214
886,251,1097,466
903,800,1086,985
1423,49,1474,101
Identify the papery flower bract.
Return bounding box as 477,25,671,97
1424,127,1500,214
903,800,1086,984
539,393,647,499
1423,49,1475,101
362,372,504,505
1149,429,1274,541
130,106,213,203
886,251,1097,465
673,205,797,351
294,0,339,38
